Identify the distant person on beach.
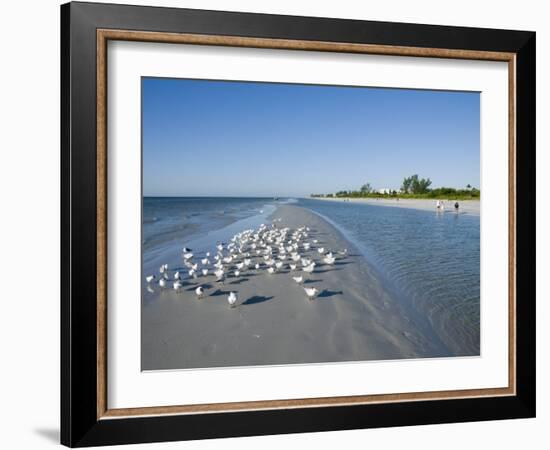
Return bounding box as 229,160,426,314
436,200,441,210
455,201,460,211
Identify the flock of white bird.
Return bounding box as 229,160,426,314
145,220,347,308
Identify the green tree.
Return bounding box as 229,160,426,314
401,176,413,193
412,176,432,194
360,182,372,194
402,174,432,194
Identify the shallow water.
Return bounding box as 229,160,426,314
143,197,277,265
296,198,480,356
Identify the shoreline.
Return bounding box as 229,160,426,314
141,204,453,371
309,196,480,215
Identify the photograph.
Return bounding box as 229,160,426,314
141,77,481,371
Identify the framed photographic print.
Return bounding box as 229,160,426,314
60,1,536,447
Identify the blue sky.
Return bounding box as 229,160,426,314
142,78,480,197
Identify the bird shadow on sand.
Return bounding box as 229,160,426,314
318,290,343,298
242,295,274,306
304,278,322,284
210,289,232,296
228,277,250,285
185,283,213,291
315,268,343,274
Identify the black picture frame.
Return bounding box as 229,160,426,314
61,1,536,447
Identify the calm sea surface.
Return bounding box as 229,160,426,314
297,198,480,356
143,197,480,356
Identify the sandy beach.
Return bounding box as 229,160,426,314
313,197,480,215
142,204,452,370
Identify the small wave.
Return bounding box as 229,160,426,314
278,198,298,204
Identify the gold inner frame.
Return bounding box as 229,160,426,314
96,29,517,420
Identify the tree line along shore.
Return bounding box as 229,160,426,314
311,174,480,201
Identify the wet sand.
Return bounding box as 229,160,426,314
142,204,450,370
313,197,480,215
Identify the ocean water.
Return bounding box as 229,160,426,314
143,197,277,265
296,198,480,356
142,196,480,356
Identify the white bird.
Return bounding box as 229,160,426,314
206,252,211,257
304,287,319,300
267,267,275,274
236,262,244,270
275,261,283,270
195,286,204,299
303,243,311,250
324,254,336,265
159,278,166,288
234,270,240,277
214,269,225,282
303,263,315,274
145,275,155,283
227,292,238,308
174,271,180,280
338,249,348,256
293,276,303,284
189,269,197,278
254,263,260,270
183,252,193,260
182,247,192,253
202,269,209,277
317,247,325,254
173,280,183,291
313,239,318,244
159,265,166,274
201,258,210,265
289,263,297,271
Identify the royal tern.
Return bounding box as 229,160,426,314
304,287,319,300
227,292,238,308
